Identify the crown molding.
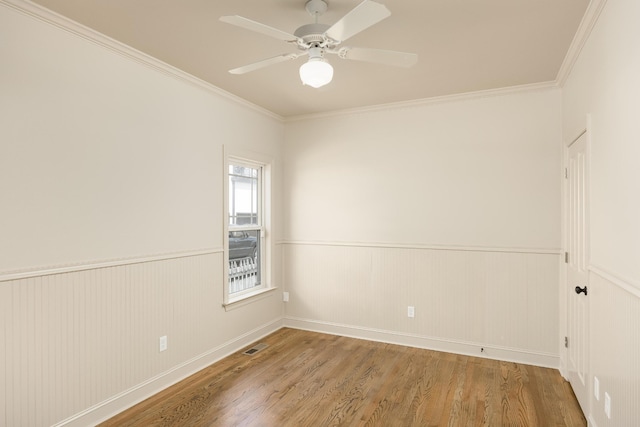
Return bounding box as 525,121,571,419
285,81,559,122
555,0,608,87
3,0,605,121
287,0,610,123
0,0,284,122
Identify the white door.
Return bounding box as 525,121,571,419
566,132,590,413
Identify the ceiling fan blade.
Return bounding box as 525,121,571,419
334,47,418,67
220,15,299,43
229,52,307,74
324,0,391,42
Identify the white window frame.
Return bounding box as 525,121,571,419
223,147,274,309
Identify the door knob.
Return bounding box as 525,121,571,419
575,286,588,295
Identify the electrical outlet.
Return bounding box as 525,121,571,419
159,335,168,352
594,376,600,401
407,306,415,318
283,291,289,302
604,392,611,419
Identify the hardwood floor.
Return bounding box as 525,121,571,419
101,328,586,426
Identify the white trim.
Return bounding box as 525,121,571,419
568,129,587,148
278,240,561,255
283,317,559,369
590,264,640,299
52,318,284,427
223,286,279,311
563,124,592,417
558,129,571,380
2,0,606,121
560,119,592,379
2,0,597,121
556,0,609,87
285,81,558,122
0,0,283,122
223,147,275,305
0,248,222,283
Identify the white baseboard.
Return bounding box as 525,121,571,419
53,315,560,426
283,316,559,369
559,364,569,380
54,318,283,427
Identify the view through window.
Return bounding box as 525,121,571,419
228,163,262,296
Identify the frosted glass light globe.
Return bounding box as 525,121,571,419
299,58,334,88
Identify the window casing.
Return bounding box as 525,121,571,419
224,151,271,306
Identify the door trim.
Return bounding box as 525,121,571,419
561,116,592,420
560,118,592,381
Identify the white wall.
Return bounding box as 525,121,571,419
283,88,563,366
562,0,640,425
0,3,283,273
563,0,640,287
0,3,284,426
284,91,561,249
7,0,640,425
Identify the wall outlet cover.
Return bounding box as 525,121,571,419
159,335,168,352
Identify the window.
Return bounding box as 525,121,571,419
224,151,272,306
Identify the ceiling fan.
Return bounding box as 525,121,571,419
220,0,418,88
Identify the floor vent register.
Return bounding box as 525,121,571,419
242,343,268,355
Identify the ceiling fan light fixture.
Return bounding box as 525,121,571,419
222,0,417,89
299,48,333,88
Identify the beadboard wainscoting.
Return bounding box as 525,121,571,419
282,242,561,368
587,268,640,427
0,252,283,427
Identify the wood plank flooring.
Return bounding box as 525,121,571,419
101,328,586,426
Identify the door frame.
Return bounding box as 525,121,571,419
560,116,592,418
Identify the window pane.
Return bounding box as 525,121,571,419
229,164,254,178
228,164,259,226
228,229,261,294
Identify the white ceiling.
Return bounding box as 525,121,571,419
29,0,589,118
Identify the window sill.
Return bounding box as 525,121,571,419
222,286,278,311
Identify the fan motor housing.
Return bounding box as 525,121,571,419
294,23,332,48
